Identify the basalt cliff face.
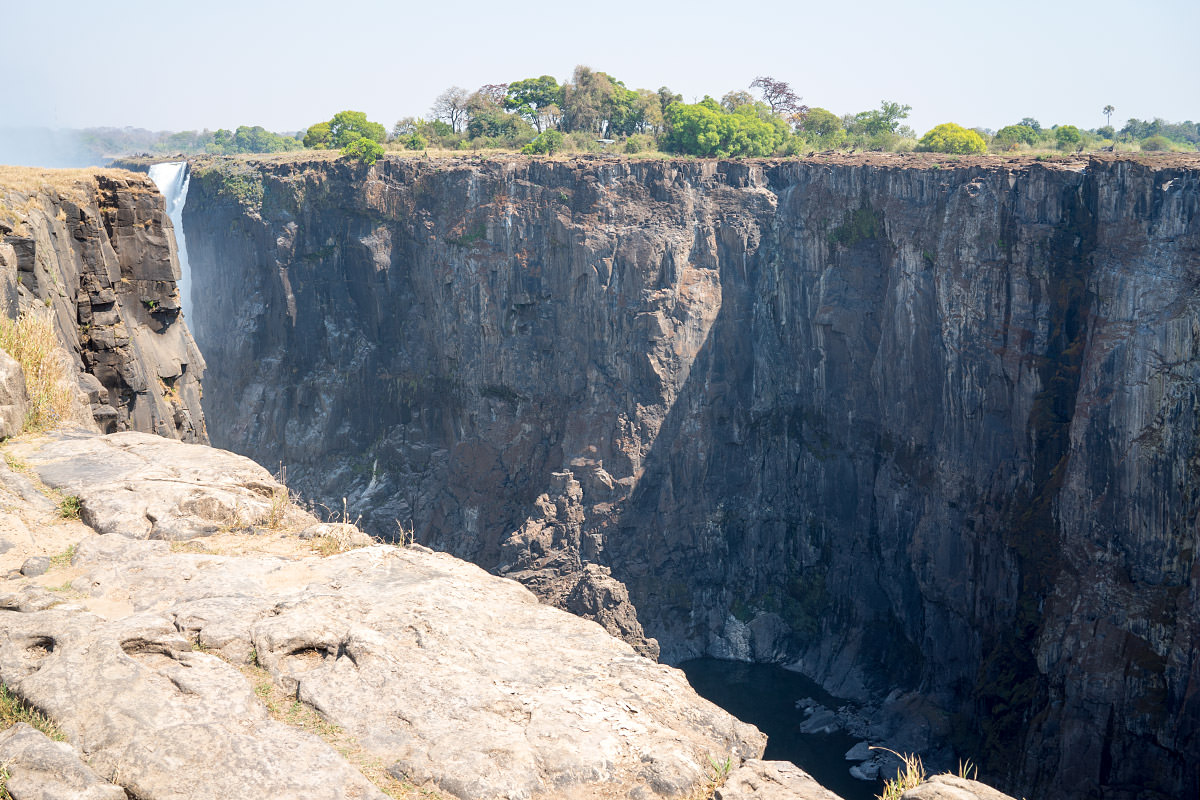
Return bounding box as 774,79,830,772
185,153,1200,800
0,167,206,441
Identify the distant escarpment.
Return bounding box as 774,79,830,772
0,167,205,441
185,153,1200,800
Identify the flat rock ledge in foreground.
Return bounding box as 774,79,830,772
0,431,799,800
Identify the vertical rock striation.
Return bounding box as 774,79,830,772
185,153,1199,800
0,167,206,441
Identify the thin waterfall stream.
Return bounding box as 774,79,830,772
147,161,192,319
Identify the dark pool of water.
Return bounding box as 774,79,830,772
680,658,880,800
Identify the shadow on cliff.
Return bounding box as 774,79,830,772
603,163,927,699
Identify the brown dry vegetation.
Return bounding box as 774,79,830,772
0,165,147,198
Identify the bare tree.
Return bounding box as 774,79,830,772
476,83,510,105
750,76,808,118
431,86,470,133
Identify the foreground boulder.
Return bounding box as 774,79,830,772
0,722,126,800
901,774,1018,800
0,431,772,800
6,430,312,540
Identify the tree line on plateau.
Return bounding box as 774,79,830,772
91,67,1200,163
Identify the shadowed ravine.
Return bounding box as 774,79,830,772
178,153,1200,800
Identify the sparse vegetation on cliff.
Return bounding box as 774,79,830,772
0,313,76,432
302,111,389,165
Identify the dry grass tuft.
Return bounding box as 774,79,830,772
0,313,77,432
873,747,925,800
261,486,291,531
311,527,365,557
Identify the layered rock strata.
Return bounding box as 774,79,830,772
183,153,1200,799
0,167,205,441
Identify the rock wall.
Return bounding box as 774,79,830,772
184,153,1200,800
0,167,206,441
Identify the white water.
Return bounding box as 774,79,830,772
147,161,192,319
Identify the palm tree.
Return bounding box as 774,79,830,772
1103,105,1115,128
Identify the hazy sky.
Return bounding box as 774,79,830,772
3,0,1197,138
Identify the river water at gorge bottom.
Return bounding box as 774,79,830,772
680,659,879,800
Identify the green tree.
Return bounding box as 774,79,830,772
465,86,534,145
1055,125,1084,151
915,123,987,154
327,111,386,147
304,111,386,150
848,100,912,136
993,124,1038,151
1103,105,1115,127
303,121,332,149
800,107,842,139
522,129,565,155
1140,135,1172,151
1020,117,1043,133
560,66,638,136
505,76,563,132
663,97,786,157
341,136,384,164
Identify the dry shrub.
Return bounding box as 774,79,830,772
0,313,76,431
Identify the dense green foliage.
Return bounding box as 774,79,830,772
208,126,300,155
847,101,912,137
341,136,385,164
662,97,787,157
916,123,987,154
504,76,562,132
70,65,1194,164
801,107,842,138
993,124,1038,150
1055,125,1084,151
1120,117,1199,146
303,111,389,165
304,111,387,150
521,129,565,155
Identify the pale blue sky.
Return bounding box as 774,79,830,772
3,0,1197,138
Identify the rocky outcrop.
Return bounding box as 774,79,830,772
184,152,1200,800
0,167,205,441
7,430,308,540
716,759,846,800
0,431,774,800
901,775,1018,800
0,723,126,800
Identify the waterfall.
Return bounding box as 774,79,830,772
148,161,192,319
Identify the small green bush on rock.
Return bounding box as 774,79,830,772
341,137,385,165
522,130,565,155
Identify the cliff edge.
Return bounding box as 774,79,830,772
0,166,205,441
0,429,781,800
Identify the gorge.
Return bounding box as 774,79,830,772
173,151,1199,800
1,152,1195,800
